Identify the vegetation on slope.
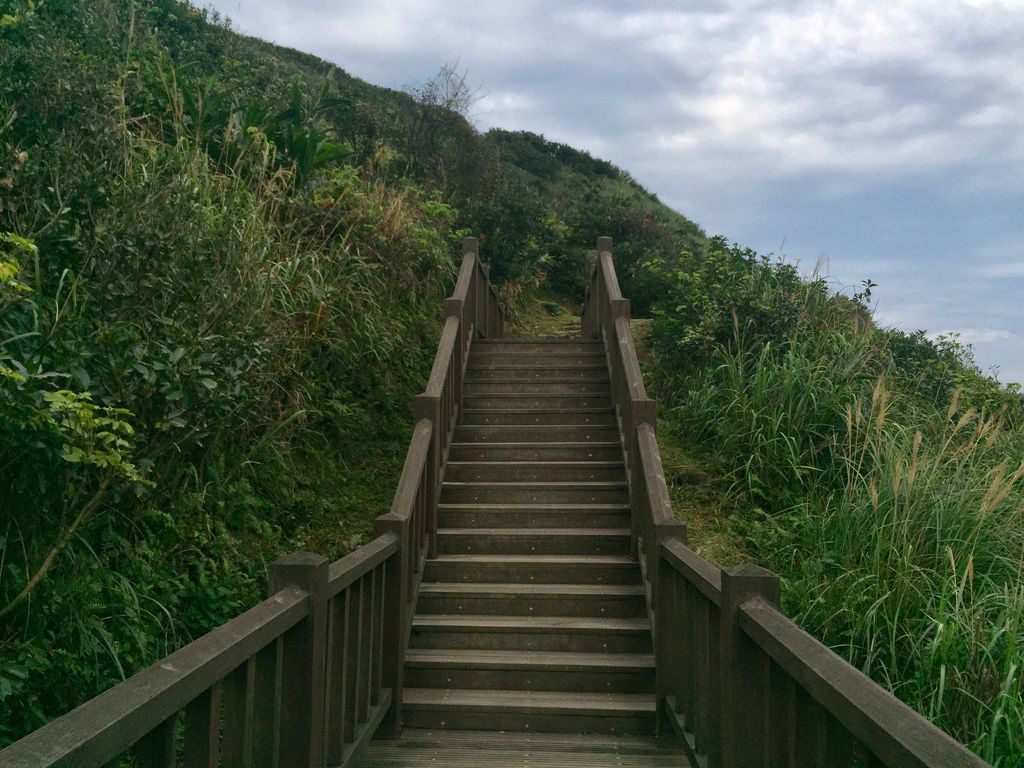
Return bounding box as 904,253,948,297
648,239,1024,764
4,0,1018,762
0,0,703,743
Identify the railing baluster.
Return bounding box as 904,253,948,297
251,640,280,768
358,573,373,726
367,567,380,707
134,714,177,768
184,686,221,768
222,658,255,768
325,590,350,766
343,576,363,744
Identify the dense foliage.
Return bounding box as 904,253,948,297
0,0,704,743
650,238,1024,764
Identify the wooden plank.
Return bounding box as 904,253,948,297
357,573,372,724
251,640,279,768
423,315,460,397
738,600,989,767
343,576,363,743
182,686,220,768
661,538,722,607
133,714,176,768
326,589,351,766
451,246,477,303
0,590,305,768
221,659,255,768
381,421,432,524
326,532,399,598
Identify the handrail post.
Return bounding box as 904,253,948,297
720,565,780,768
415,394,442,557
268,552,330,768
374,516,410,738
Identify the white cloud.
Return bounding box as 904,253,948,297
978,261,1024,278
206,0,1024,380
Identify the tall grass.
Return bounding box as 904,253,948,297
653,241,1024,764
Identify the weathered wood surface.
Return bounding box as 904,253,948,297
0,588,307,767
354,729,689,767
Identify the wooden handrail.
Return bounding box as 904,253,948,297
739,598,988,768
0,588,308,767
582,236,990,768
0,236,503,768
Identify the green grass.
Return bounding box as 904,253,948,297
649,240,1024,764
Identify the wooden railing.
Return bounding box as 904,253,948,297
581,237,989,768
0,237,503,768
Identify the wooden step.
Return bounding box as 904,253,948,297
409,615,653,653
402,688,656,734
449,442,622,462
445,461,624,482
417,583,646,618
468,353,607,368
464,380,612,395
460,409,616,426
424,554,642,584
454,425,620,443
471,340,603,355
436,528,631,556
404,649,655,693
465,365,608,380
354,729,688,767
437,504,631,529
465,394,613,410
440,482,629,505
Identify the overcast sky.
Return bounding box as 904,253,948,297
205,0,1024,383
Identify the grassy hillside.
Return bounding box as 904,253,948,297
648,240,1024,763
0,0,703,743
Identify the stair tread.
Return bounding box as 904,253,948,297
451,441,621,448
447,461,624,467
354,731,686,766
404,688,655,713
429,554,635,564
421,583,644,596
457,424,617,428
443,481,627,487
474,339,602,344
412,615,649,631
437,528,631,537
438,503,630,510
406,649,654,669
462,408,614,414
465,375,609,380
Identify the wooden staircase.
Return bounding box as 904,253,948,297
2,238,986,768
399,338,657,735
